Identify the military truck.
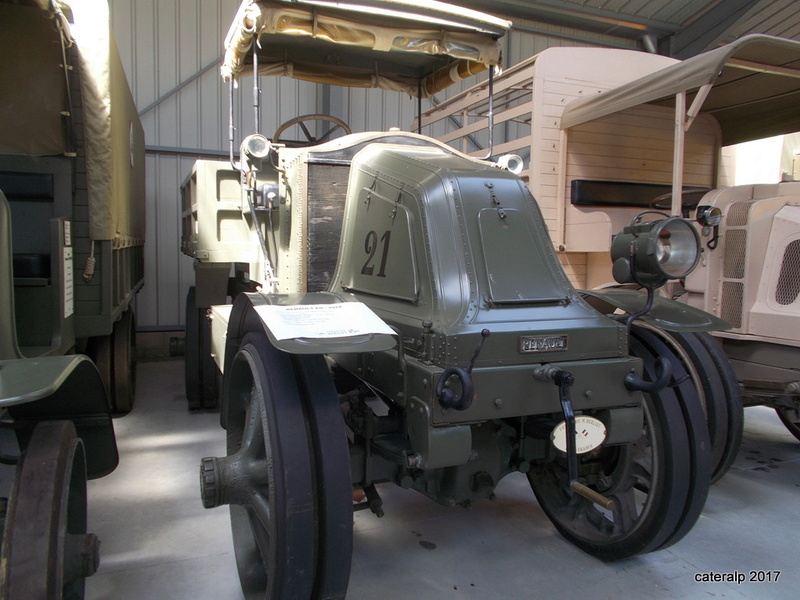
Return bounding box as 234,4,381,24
183,1,738,598
0,0,144,596
420,34,800,442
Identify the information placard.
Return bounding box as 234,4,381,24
254,302,394,340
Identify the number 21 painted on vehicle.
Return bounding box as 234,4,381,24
361,230,391,277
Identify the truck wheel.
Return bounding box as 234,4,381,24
88,334,113,412
293,354,353,600
637,326,742,483
203,331,351,600
111,307,136,413
0,421,99,600
184,287,217,409
184,287,201,408
527,325,711,560
694,332,744,479
776,407,800,441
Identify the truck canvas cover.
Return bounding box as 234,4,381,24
0,0,144,242
561,34,800,146
221,0,510,97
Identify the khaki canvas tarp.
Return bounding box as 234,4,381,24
221,0,510,98
0,4,68,157
561,34,800,146
0,0,144,242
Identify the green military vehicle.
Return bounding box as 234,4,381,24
182,1,737,598
0,0,144,596
419,34,800,444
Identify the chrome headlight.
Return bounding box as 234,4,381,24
611,213,701,287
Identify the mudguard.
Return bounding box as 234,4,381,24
224,291,396,361
1,354,118,478
581,289,730,332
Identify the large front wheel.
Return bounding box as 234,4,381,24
528,325,711,560
200,331,352,599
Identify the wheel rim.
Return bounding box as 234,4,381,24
528,325,711,560
0,421,97,600
223,333,316,600
204,331,353,599
529,396,677,559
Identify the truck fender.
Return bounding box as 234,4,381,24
224,291,396,359
580,288,730,332
1,354,118,479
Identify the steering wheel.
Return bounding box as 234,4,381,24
649,189,709,217
272,114,352,147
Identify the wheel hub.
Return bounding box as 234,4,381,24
200,454,269,509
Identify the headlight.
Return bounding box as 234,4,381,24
611,213,701,287
696,205,723,227
241,134,271,159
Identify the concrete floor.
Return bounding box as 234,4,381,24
81,358,798,600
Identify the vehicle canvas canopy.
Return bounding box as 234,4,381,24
560,34,800,216
221,0,510,97
0,0,145,242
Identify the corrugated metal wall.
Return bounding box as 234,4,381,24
109,0,637,330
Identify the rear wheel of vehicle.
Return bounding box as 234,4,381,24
184,287,201,408
776,406,800,441
527,325,711,560
185,287,217,409
214,331,352,599
111,307,136,413
88,334,113,412
0,421,98,600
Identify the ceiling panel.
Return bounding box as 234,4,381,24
461,0,800,57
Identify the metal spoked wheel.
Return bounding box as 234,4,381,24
206,331,352,599
776,406,800,441
0,420,99,600
528,325,711,560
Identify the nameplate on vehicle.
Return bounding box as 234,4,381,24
519,335,568,353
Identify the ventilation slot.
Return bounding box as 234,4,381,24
721,282,744,328
723,230,747,279
775,239,800,306
726,200,754,227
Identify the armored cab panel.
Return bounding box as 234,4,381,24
331,143,640,426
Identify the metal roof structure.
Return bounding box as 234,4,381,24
458,0,800,59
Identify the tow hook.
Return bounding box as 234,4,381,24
534,366,615,511
437,329,490,411
623,356,672,392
